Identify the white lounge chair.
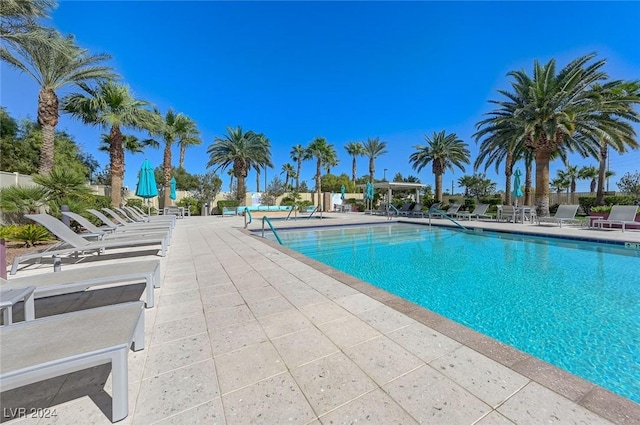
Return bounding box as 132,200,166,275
103,208,175,230
0,301,145,422
3,259,160,309
456,204,491,221
11,214,168,275
62,211,170,243
86,209,172,238
445,203,461,217
537,204,581,228
591,205,639,232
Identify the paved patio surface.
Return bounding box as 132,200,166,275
2,213,639,424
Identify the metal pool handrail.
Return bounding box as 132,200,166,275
243,207,253,228
262,216,283,245
429,208,467,230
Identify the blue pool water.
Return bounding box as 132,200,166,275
268,223,640,403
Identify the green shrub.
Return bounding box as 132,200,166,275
217,200,240,214
462,198,476,212
578,196,597,214
177,196,200,215
0,224,52,247
125,198,144,209
591,205,611,213
479,196,503,206
604,195,635,206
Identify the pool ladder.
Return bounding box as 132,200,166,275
428,208,467,231
262,216,283,245
243,207,253,228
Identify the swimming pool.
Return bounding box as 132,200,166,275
267,222,640,403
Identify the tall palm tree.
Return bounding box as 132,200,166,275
98,133,159,175
1,31,114,175
281,163,295,190
250,133,271,194
290,144,310,190
558,165,580,203
177,117,201,170
62,81,157,206
307,137,332,207
0,0,57,47
207,126,272,202
409,131,470,202
150,109,198,206
362,137,388,183
227,169,235,192
479,54,639,216
323,146,339,174
344,141,365,182
578,165,599,193
591,81,640,204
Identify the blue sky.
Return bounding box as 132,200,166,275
2,1,639,193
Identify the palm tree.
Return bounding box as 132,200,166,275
177,117,201,170
98,133,159,175
1,31,114,175
579,165,599,193
591,81,640,204
307,137,332,207
457,175,475,197
207,126,272,202
362,137,388,183
290,144,310,190
558,165,580,203
0,0,58,47
250,133,272,195
344,141,365,182
409,131,470,202
227,169,235,192
149,109,198,206
62,81,157,206
478,54,640,216
281,163,295,190
322,146,339,174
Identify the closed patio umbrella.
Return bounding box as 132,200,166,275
135,159,158,214
512,168,523,207
170,177,177,203
340,185,346,201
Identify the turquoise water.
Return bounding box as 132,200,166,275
269,223,640,403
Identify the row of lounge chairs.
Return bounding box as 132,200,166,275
367,201,639,231
1,206,175,422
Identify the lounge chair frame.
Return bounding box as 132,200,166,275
0,301,145,422
3,259,160,308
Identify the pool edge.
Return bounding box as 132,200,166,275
241,225,640,425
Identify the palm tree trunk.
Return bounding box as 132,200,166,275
352,156,357,182
296,159,301,190
109,126,125,207
316,159,322,207
179,144,186,169
369,157,375,183
163,142,172,206
590,178,596,193
256,168,260,192
535,150,551,216
37,88,59,175
435,173,443,202
524,164,533,206
596,143,607,205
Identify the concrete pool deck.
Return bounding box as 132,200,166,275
2,213,639,424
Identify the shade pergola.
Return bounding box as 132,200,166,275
357,182,428,204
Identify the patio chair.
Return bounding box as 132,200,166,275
396,201,414,216
407,203,426,218
371,203,388,216
11,214,167,275
456,204,491,221
0,301,145,422
591,205,639,232
497,205,517,222
109,207,175,229
86,209,171,236
445,203,461,217
129,205,177,225
61,211,171,243
2,260,160,309
95,208,173,236
537,205,581,228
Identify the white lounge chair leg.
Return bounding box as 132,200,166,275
132,312,145,351
153,265,161,288
111,348,129,422
24,291,35,321
3,307,12,325
145,277,154,308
